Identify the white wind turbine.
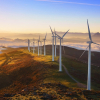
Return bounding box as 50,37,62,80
28,39,30,52
43,33,47,56
38,36,40,56
33,41,35,54
50,26,54,61
79,19,100,90
55,30,69,71
40,40,43,55
28,39,29,50
54,29,57,57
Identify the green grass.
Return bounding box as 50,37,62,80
24,48,78,88
1,46,100,90
0,47,78,89
1,47,100,99
21,47,80,88
23,47,100,90
62,56,100,90
43,66,78,88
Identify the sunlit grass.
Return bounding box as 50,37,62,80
0,59,6,65
8,60,17,65
23,48,59,65
0,57,6,60
0,47,96,90
62,56,100,90
0,47,100,99
21,48,78,88
0,54,6,65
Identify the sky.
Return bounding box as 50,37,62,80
0,0,100,35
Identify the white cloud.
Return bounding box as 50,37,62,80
36,0,100,6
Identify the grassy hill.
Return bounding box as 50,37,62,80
44,45,100,89
0,46,100,99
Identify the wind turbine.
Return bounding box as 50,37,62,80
55,30,69,71
28,39,30,52
38,36,40,56
50,26,54,61
79,19,100,90
40,40,43,55
33,41,35,54
62,38,65,54
43,33,47,56
54,29,57,57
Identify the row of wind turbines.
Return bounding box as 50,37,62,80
28,33,47,56
27,19,100,91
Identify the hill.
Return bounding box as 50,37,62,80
93,32,100,37
92,32,100,42
45,45,100,66
0,47,100,99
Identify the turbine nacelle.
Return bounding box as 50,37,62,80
58,37,63,39
52,36,56,37
52,35,57,37
87,41,93,44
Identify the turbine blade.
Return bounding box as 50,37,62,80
93,42,100,45
79,45,89,59
62,38,65,54
39,35,40,41
53,28,62,39
87,19,92,41
49,26,54,35
62,38,63,43
55,32,61,39
62,29,70,38
54,29,56,36
53,28,61,38
45,33,47,40
54,28,55,34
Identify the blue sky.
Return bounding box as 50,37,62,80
0,0,100,35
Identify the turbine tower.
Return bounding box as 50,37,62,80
50,26,54,61
55,30,69,71
33,41,35,54
54,29,57,57
43,33,47,56
79,19,100,90
28,39,29,51
38,36,40,56
28,39,30,52
40,40,43,55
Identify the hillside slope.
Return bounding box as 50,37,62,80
0,47,100,99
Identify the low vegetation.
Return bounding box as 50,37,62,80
62,57,100,90
0,46,100,99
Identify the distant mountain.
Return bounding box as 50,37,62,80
92,32,100,42
0,32,99,43
92,32,100,37
0,37,13,41
13,38,26,42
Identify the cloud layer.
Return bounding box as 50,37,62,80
37,0,100,6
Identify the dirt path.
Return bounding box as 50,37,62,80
62,64,79,83
62,64,87,89
57,58,87,89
